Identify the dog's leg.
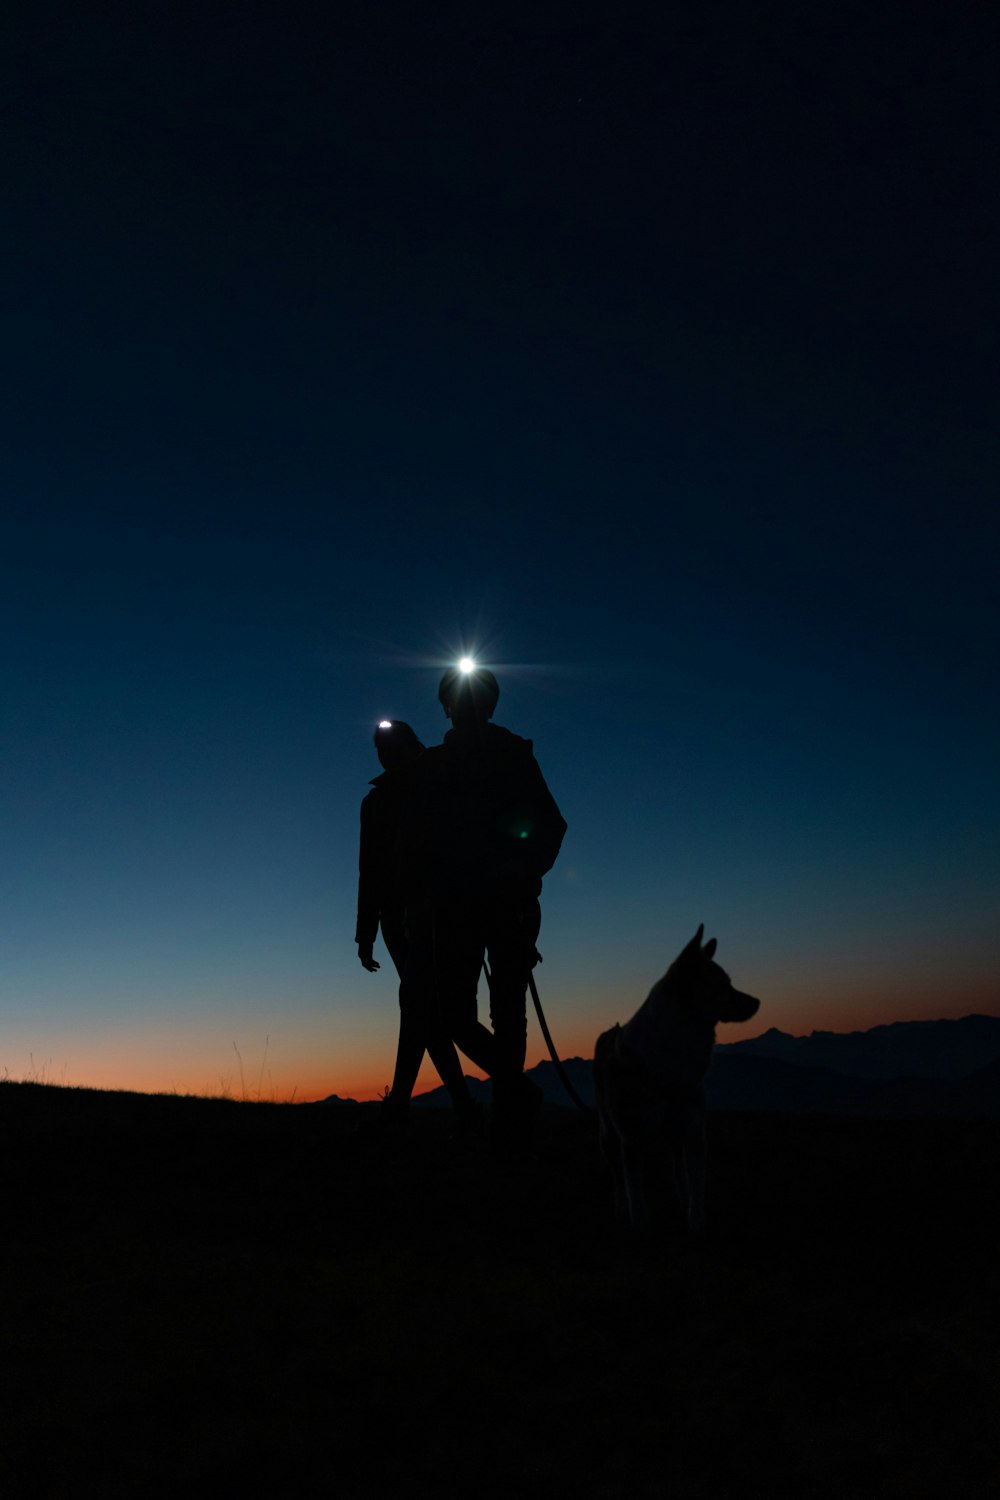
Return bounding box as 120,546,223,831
595,1029,640,1228
597,1107,629,1223
594,1037,628,1225
620,1138,648,1234
680,1108,708,1235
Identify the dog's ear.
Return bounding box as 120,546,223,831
703,937,718,960
679,924,705,961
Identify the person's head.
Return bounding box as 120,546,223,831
438,666,500,724
373,719,424,772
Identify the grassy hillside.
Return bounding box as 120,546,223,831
2,1081,998,1497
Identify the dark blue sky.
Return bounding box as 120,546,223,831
2,1,997,1097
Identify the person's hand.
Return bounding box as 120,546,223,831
358,943,380,973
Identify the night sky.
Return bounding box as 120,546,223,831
3,1,997,1100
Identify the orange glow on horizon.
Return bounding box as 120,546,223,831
0,1046,492,1106
4,978,996,1103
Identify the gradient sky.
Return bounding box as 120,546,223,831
3,2,998,1101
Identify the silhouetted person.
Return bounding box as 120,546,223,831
400,667,567,1140
356,719,480,1132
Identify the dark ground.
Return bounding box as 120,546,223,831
2,1081,998,1498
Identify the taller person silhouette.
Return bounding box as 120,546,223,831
400,666,567,1143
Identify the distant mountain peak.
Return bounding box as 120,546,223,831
718,1013,1000,1083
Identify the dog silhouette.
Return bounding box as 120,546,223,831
593,926,760,1235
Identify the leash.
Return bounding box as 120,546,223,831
482,956,595,1116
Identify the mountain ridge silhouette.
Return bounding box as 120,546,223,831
718,1012,1000,1080
322,1014,1000,1114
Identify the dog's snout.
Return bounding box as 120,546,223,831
723,989,760,1023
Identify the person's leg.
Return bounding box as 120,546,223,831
427,898,498,1074
388,1009,425,1106
446,946,499,1076
381,917,425,1108
485,896,541,1096
399,903,480,1120
450,1014,499,1075
424,1032,480,1116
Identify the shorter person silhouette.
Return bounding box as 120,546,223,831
356,719,480,1133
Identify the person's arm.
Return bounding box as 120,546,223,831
498,742,567,886
356,794,382,970
522,753,567,877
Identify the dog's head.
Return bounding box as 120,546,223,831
671,924,761,1025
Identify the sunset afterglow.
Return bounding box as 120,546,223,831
3,0,996,1106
